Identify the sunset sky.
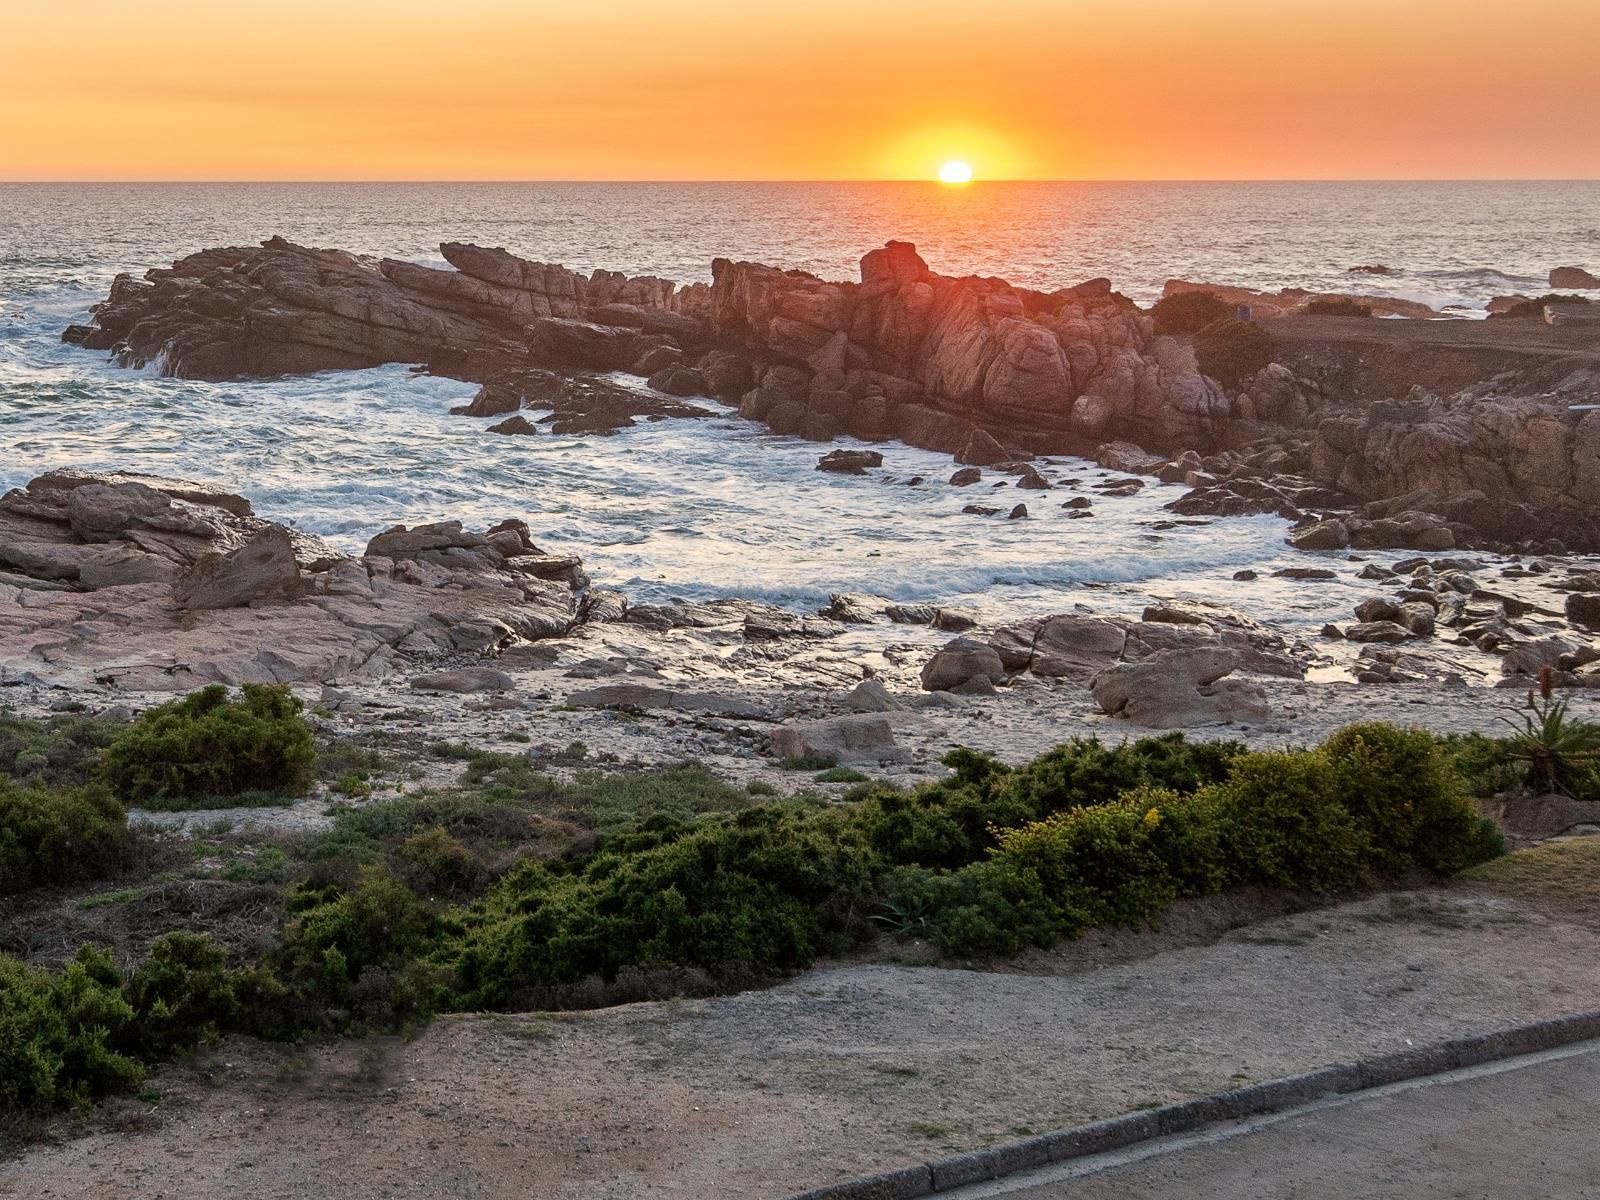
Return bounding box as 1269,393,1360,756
3,0,1596,181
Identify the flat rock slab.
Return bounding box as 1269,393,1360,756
410,667,516,693
568,683,764,718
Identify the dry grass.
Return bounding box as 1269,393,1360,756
1460,837,1600,922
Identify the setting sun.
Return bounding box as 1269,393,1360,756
938,160,974,184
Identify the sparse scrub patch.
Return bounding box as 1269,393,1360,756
1151,290,1234,335
1194,318,1275,388
0,779,138,895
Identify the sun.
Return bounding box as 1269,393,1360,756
938,160,974,185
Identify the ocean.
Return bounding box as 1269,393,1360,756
2,181,1597,653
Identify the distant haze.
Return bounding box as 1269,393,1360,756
2,0,1597,181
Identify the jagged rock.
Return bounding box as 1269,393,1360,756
173,527,302,611
956,430,1009,466
1096,442,1168,474
699,349,755,400
817,450,884,475
647,364,706,396
768,714,903,764
949,467,982,486
931,609,978,633
1290,519,1349,551
1345,620,1416,644
488,415,538,435
1502,636,1584,678
920,636,1005,691
820,593,882,623
991,615,1127,678
1090,648,1269,728
846,678,909,713
410,666,515,693
1551,267,1600,289
1566,593,1600,628
452,385,521,417
885,603,938,625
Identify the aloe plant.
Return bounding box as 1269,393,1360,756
1497,668,1600,796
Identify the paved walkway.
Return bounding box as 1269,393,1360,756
949,1042,1600,1200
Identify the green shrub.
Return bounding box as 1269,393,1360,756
777,754,836,771
1194,318,1275,388
99,684,316,808
1494,675,1600,798
993,797,1178,933
1207,749,1370,891
269,869,446,1029
452,805,878,1006
396,827,486,897
992,734,1243,821
0,779,136,895
815,766,869,784
885,863,1050,958
1321,723,1497,871
1151,290,1235,335
0,946,142,1111
0,709,126,789
122,933,239,1057
904,728,1499,959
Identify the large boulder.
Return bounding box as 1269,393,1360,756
990,615,1126,677
173,526,302,610
1090,648,1269,728
920,636,1005,692
1550,267,1600,289
410,666,515,693
768,714,903,764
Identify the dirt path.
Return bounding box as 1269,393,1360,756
7,872,1600,1199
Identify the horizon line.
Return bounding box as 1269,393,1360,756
3,177,1599,186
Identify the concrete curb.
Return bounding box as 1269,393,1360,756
780,1009,1600,1200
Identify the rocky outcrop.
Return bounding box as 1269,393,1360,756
1161,279,1439,320
1551,267,1600,289
63,237,705,381
67,237,1243,459
1306,390,1600,551
0,472,588,690
1090,648,1270,728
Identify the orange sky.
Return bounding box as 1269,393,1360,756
3,0,1597,181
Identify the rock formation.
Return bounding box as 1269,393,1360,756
0,472,587,690
61,237,1600,550
65,237,1234,457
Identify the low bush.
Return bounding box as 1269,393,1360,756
1,722,1511,1120
99,684,316,808
1151,290,1235,335
0,779,137,895
1194,318,1275,388
0,709,126,790
1,934,240,1112
0,947,142,1110
452,804,878,1008
913,726,1500,956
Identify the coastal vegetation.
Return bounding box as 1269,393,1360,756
3,684,1572,1122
